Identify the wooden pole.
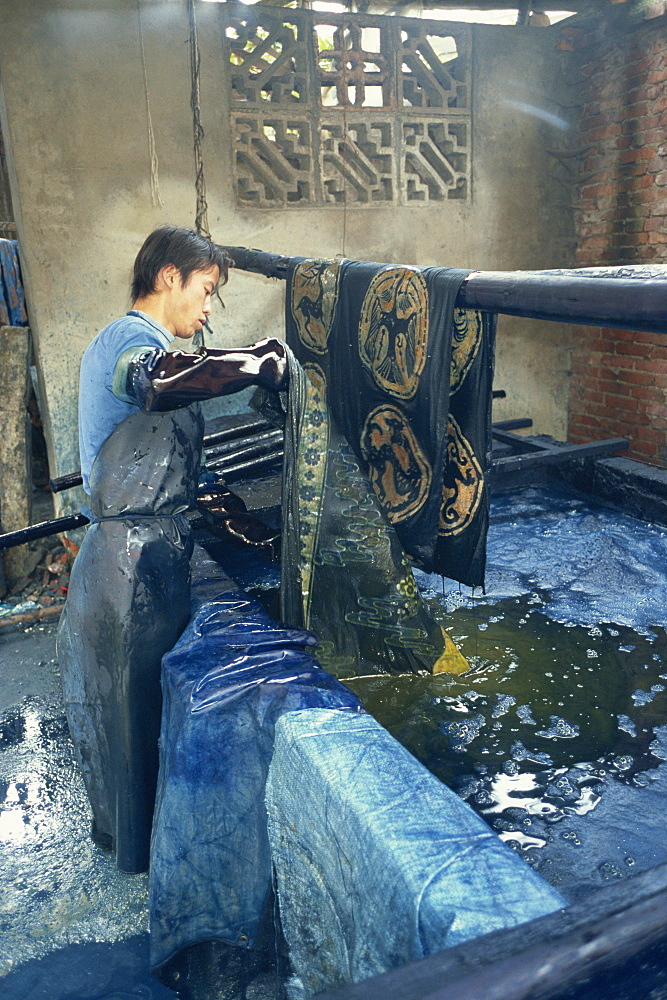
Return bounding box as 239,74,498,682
219,246,667,336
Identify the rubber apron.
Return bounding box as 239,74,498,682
57,404,204,873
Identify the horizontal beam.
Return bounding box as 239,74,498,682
221,246,667,335
491,436,629,474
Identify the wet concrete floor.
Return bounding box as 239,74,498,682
0,617,173,1000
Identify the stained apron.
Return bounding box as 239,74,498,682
57,405,204,873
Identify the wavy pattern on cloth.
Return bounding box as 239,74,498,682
265,258,495,678
0,239,28,326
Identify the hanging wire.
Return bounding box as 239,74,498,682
137,0,164,208
339,21,349,256
188,0,211,239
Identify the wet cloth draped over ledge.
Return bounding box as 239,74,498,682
267,708,567,996
260,258,495,677
150,550,566,989
0,238,28,326
149,549,364,977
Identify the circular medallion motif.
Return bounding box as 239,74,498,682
439,416,483,537
291,259,341,354
361,404,431,524
359,266,428,400
450,308,483,394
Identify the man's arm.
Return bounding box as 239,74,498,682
112,338,287,411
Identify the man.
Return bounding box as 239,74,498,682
58,226,287,873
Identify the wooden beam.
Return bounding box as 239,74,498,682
220,246,667,336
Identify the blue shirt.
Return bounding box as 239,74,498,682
79,310,173,493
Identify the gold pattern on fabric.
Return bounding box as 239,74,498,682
298,364,329,623
439,415,483,537
359,266,428,400
291,259,341,355
361,404,432,524
450,308,483,395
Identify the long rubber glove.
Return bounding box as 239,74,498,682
119,338,288,411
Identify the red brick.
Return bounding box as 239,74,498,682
609,356,638,370
615,340,654,358
631,425,666,444
623,369,657,386
629,331,667,346
600,381,632,397
606,395,640,413
620,101,650,120
583,123,622,142
634,355,667,373
638,394,666,412
625,175,655,189
580,182,615,199
619,162,654,178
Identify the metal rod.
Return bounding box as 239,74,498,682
220,246,667,336
50,417,275,493
202,416,271,449
492,418,533,431
218,450,284,482
206,432,284,472
49,472,84,494
204,427,282,461
0,513,90,550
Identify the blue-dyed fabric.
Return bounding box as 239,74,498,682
148,550,365,974
0,238,27,326
266,708,568,996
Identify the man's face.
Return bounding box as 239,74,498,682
167,265,220,339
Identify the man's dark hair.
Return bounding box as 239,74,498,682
131,226,230,302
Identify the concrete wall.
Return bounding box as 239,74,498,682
0,0,576,513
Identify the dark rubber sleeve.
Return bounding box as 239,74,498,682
125,338,288,411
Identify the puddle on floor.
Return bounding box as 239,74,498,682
0,696,151,981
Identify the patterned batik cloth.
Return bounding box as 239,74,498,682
273,258,496,678
0,238,28,326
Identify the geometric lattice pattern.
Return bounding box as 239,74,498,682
221,4,471,207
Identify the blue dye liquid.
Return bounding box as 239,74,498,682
347,489,667,901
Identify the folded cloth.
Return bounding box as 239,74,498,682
0,238,28,327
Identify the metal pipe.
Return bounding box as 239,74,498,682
50,417,274,493
218,449,284,483
201,416,271,449
204,427,281,461
206,430,284,472
0,513,90,550
220,246,667,336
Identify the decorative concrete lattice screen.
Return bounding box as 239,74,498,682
222,3,471,207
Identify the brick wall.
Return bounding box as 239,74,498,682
568,12,667,468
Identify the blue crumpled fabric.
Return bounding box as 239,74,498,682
148,550,365,975
266,708,567,996
150,548,566,991
0,239,27,326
